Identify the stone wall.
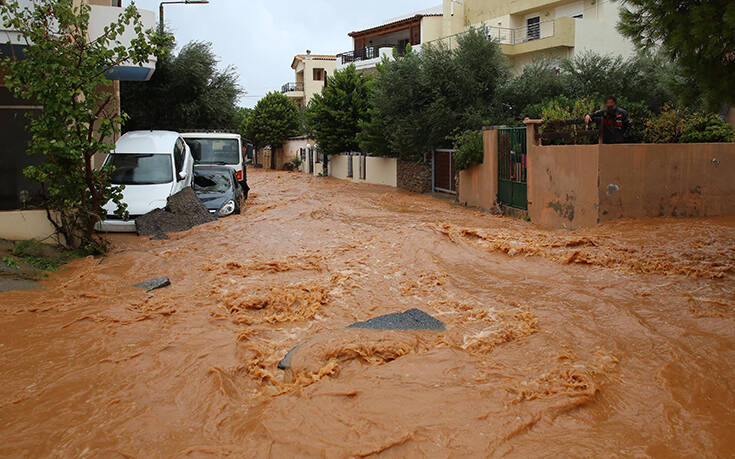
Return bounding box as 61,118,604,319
397,159,432,194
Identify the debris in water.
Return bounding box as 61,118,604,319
278,309,444,370
135,187,215,239
347,308,445,331
133,277,171,292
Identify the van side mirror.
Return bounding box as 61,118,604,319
178,171,188,180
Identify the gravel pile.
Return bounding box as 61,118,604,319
135,188,215,239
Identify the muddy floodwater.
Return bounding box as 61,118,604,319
1,169,734,457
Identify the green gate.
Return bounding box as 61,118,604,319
497,127,527,210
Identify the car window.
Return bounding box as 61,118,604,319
108,154,174,185
174,139,185,175
193,172,232,193
184,138,240,165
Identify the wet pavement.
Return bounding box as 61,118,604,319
1,169,734,457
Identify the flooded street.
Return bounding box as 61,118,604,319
1,169,734,457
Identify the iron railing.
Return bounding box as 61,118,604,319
281,82,304,93
336,44,410,65
422,19,557,51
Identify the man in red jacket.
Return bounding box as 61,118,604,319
585,96,631,144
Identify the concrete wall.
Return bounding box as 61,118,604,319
462,121,735,229
329,154,398,187
528,144,600,229
458,128,499,210
0,210,58,244
598,143,735,221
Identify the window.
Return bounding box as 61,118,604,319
174,138,185,176
193,171,233,193
573,13,583,19
526,17,540,41
108,154,174,185
313,68,324,81
184,138,239,165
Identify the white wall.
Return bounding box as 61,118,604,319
329,154,398,187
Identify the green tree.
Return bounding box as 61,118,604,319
363,27,508,161
617,0,735,108
0,0,162,252
122,41,242,132
244,91,300,159
307,65,371,175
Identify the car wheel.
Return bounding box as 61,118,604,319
234,192,243,214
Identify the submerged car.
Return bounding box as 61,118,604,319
192,166,243,217
96,130,194,232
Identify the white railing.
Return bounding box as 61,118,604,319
422,19,557,50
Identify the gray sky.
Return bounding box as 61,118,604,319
125,0,434,107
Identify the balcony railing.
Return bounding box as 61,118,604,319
336,44,409,65
422,19,558,51
281,82,304,93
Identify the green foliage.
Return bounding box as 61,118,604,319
307,65,371,156
244,92,300,150
453,130,484,171
618,0,735,108
363,27,508,160
679,113,735,143
2,256,20,270
642,105,734,143
540,96,596,121
234,107,253,137
499,60,567,120
122,41,242,132
290,156,303,169
0,0,163,252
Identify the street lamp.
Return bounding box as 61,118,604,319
159,0,209,32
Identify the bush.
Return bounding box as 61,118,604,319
290,156,303,169
540,96,596,121
679,113,735,143
643,106,734,143
453,129,484,171
642,105,690,143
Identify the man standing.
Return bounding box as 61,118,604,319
585,96,631,144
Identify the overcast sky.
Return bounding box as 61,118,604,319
124,0,435,107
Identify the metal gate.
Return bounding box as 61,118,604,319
433,149,457,194
497,127,527,209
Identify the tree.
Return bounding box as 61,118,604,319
362,27,509,161
0,0,162,252
307,65,371,175
617,0,735,108
244,92,300,164
122,41,242,132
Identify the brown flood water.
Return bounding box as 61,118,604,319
1,169,734,457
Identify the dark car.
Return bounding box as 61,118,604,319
192,166,243,217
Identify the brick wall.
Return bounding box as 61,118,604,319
397,159,432,194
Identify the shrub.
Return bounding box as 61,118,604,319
290,156,303,169
679,113,735,143
540,96,596,121
642,104,690,143
453,129,484,171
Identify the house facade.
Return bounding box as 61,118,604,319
337,0,635,74
0,0,157,242
335,6,444,73
281,51,336,108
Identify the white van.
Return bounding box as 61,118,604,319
96,130,194,232
181,132,248,194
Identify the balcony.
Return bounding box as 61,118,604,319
421,17,575,57
336,45,410,71
281,82,304,93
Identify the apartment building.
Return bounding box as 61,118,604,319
0,0,157,241
337,0,634,73
281,51,337,108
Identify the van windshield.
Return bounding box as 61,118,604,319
108,154,173,185
185,138,239,165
